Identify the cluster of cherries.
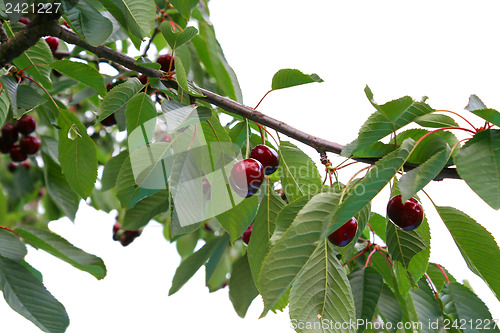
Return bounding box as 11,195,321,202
112,222,142,247
138,53,175,86
0,115,40,172
229,144,279,198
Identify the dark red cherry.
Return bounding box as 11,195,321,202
119,229,142,247
9,145,28,162
16,115,36,135
250,144,279,175
328,217,358,247
0,137,13,153
157,54,175,72
139,74,148,85
20,136,41,155
2,124,19,143
229,158,264,198
19,17,30,25
45,37,59,52
101,114,117,127
387,195,424,231
241,224,253,245
7,162,17,173
20,161,30,170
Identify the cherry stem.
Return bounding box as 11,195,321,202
367,222,375,244
345,246,369,266
365,246,378,267
254,90,272,110
424,273,440,300
340,164,373,203
436,109,477,131
436,264,450,283
0,226,14,232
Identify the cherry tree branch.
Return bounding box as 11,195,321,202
3,21,460,180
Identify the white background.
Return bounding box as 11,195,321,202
2,0,500,332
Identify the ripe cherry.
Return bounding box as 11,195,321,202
120,230,142,247
101,114,117,127
250,144,279,175
112,223,121,241
45,37,59,52
328,217,358,247
9,145,28,162
2,124,19,143
157,54,175,72
19,17,30,25
0,137,13,153
20,161,30,170
8,162,17,173
20,136,41,155
387,195,424,231
16,115,36,135
229,158,264,198
241,224,253,245
139,74,148,85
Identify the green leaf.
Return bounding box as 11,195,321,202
58,108,98,199
15,226,106,280
12,39,53,90
0,75,18,112
259,192,340,316
367,212,387,242
465,94,488,111
115,155,158,208
399,144,452,202
160,22,198,50
441,282,499,333
409,280,443,333
169,234,229,295
278,141,322,202
16,85,46,116
125,92,157,134
413,113,459,128
43,153,80,221
247,182,284,289
0,88,10,127
377,285,402,332
168,0,199,19
216,195,259,243
98,0,155,39
407,217,431,282
348,266,384,332
426,263,456,292
122,190,170,230
0,256,69,333
349,88,433,153
174,55,189,92
470,109,500,128
324,139,415,237
175,232,199,260
270,195,311,245
51,60,107,97
0,229,27,262
98,78,143,122
229,254,259,318
436,206,500,301
289,240,356,333
101,150,128,191
65,0,113,46
386,222,427,269
455,129,500,209
271,68,323,91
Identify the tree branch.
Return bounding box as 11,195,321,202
10,22,461,180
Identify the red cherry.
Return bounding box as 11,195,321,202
20,161,30,170
63,21,71,29
229,158,264,198
328,217,358,247
0,137,13,154
139,74,148,85
19,17,30,25
9,145,28,162
106,82,113,91
2,124,19,143
16,115,36,135
250,144,279,175
157,54,175,72
387,195,424,231
241,224,253,245
45,37,59,52
101,114,117,127
112,223,121,241
8,162,18,173
119,229,142,247
20,136,41,155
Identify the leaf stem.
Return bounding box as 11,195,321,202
254,89,272,110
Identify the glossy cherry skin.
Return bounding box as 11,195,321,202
241,224,253,245
139,74,148,85
9,145,28,162
8,162,18,173
18,17,30,25
20,136,41,155
328,217,358,247
45,37,59,52
16,115,36,135
119,230,142,247
229,158,264,198
2,124,19,143
250,144,279,175
0,137,13,153
387,195,424,231
101,114,117,127
157,54,175,72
